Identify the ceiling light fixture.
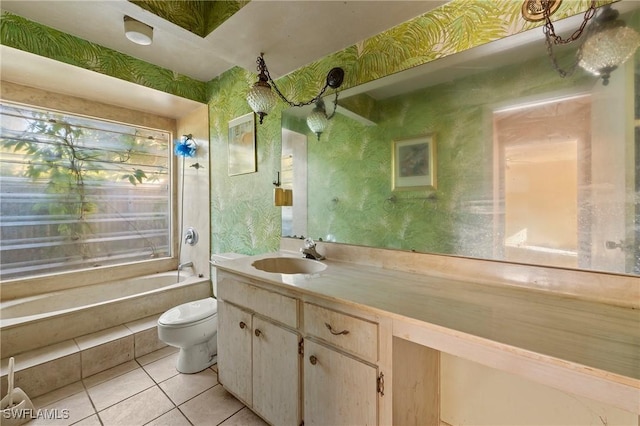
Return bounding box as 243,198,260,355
247,53,345,132
124,16,153,46
523,0,640,85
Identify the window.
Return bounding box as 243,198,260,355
0,102,172,280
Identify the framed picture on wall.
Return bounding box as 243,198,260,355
228,112,256,176
392,134,436,191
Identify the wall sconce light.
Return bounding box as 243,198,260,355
246,53,345,128
577,5,640,85
124,16,153,46
306,99,337,140
523,1,640,85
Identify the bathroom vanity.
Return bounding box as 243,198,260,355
215,242,639,425
217,270,392,425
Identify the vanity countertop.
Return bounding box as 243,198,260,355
215,251,640,404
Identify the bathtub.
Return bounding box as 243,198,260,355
1,271,211,358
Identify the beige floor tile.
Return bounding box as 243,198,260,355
86,367,154,411
144,408,191,426
83,360,139,389
179,385,244,426
210,363,218,373
136,347,178,366
158,368,218,406
98,386,173,426
71,414,101,426
31,381,85,409
219,407,268,426
141,353,179,383
28,389,95,426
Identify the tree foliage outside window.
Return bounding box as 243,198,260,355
0,102,171,280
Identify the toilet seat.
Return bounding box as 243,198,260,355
158,298,217,327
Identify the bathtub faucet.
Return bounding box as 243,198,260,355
178,261,194,271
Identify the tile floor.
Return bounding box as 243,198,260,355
23,347,268,426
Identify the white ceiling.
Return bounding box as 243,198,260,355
0,0,448,82
6,1,636,120
0,0,447,118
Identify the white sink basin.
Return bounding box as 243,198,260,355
251,257,327,275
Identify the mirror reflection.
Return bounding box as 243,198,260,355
282,5,640,276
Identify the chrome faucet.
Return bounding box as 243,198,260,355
184,227,198,246
300,238,325,260
178,261,193,270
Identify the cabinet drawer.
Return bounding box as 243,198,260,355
304,302,378,362
218,277,298,329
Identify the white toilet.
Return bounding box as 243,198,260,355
157,253,246,374
157,297,218,374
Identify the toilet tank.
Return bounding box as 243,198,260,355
210,252,247,297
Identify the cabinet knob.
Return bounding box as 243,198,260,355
239,321,246,329
309,355,318,365
254,329,262,337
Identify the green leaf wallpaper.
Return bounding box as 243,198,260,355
208,67,284,255
209,0,609,256
301,52,596,257
0,0,612,257
130,0,248,38
0,12,208,103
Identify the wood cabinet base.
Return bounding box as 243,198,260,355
393,337,440,425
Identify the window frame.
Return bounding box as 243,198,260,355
0,97,179,295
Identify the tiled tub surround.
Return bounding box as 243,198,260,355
0,315,169,399
9,347,266,426
1,271,211,357
215,241,640,423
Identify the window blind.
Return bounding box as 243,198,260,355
0,102,172,280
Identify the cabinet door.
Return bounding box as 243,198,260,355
304,340,378,426
218,301,253,405
252,316,300,426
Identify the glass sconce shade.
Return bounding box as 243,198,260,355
579,24,640,85
247,81,278,124
532,2,639,85
247,54,344,125
307,103,329,140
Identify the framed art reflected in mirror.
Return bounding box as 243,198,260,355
392,134,436,191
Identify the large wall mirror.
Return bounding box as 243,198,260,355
282,3,640,277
